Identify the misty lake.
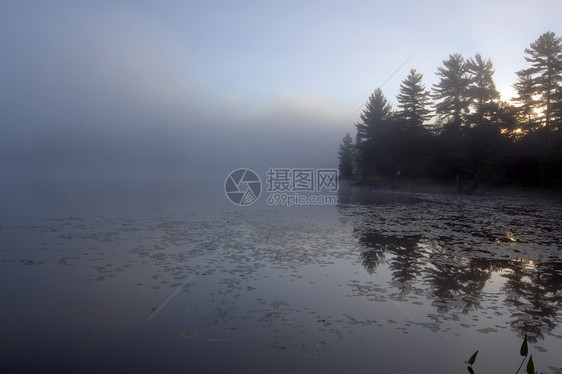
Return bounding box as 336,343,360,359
1,188,561,373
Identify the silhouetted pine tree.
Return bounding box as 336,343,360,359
513,68,539,129
356,88,393,143
466,54,500,126
518,31,562,127
338,133,355,180
396,68,432,129
355,88,394,180
432,54,471,127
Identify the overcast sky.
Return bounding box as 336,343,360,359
1,1,560,217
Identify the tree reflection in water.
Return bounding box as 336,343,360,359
340,186,562,343
502,259,561,342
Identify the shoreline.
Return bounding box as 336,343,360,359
339,178,562,199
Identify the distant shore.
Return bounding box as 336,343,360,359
339,178,562,198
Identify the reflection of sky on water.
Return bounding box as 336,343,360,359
1,190,561,373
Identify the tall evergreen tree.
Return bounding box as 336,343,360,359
338,133,355,180
513,68,538,128
466,54,500,126
396,68,432,128
355,88,394,180
432,54,471,127
519,31,562,127
355,88,393,144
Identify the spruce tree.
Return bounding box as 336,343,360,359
338,133,355,180
466,54,500,126
396,68,432,128
355,88,394,180
432,54,471,127
518,31,562,127
355,88,392,144
513,68,538,128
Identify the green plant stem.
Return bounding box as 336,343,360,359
515,356,527,374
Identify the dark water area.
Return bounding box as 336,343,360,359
1,188,561,373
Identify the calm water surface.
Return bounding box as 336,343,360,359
1,189,561,373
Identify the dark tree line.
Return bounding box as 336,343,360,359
339,31,562,190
